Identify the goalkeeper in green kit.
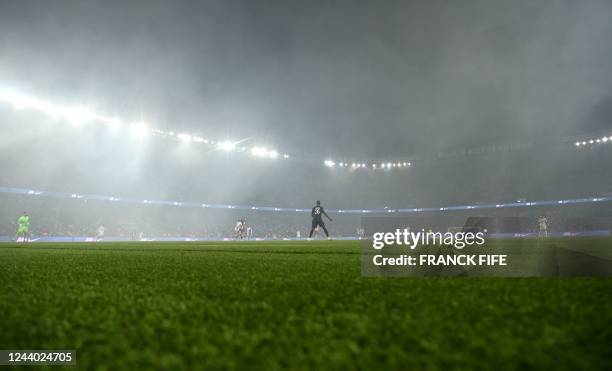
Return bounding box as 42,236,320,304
15,212,30,243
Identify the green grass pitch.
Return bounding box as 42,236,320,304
0,239,611,370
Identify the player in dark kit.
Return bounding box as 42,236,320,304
309,200,332,238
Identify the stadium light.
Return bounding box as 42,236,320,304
0,91,36,110
251,146,279,158
218,141,236,152
0,91,296,159
106,117,122,131
324,160,335,167
9,89,606,171
130,122,148,137
251,147,265,156
100,116,122,131
64,106,95,124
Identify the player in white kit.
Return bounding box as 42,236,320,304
538,216,548,237
96,224,105,242
234,218,246,239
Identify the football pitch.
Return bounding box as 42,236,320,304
1,239,611,370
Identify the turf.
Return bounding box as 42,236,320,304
0,239,611,370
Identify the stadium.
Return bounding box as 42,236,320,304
1,0,611,369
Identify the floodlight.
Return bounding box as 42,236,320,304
575,142,580,146
64,106,95,123
177,133,193,142
324,160,335,167
269,150,279,159
130,122,148,137
107,117,121,130
193,136,205,143
0,92,34,110
37,100,64,117
602,137,608,143
372,164,377,168
589,140,594,144
283,154,290,159
218,141,236,151
251,147,266,156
